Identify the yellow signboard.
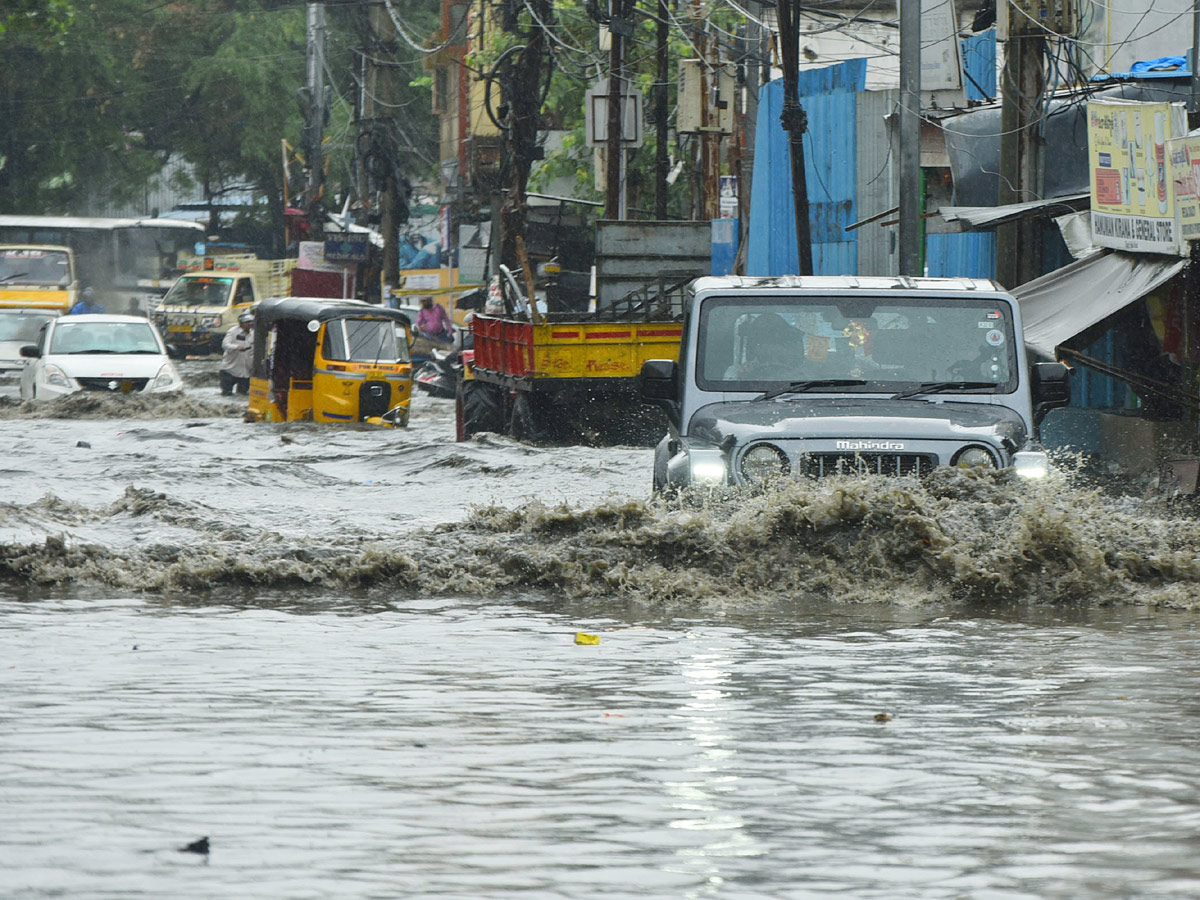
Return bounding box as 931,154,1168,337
1167,134,1200,244
1087,100,1187,255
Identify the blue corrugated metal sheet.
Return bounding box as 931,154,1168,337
925,232,996,278
747,59,866,276
960,31,996,101
812,241,858,276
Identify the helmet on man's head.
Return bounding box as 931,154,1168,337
238,311,255,324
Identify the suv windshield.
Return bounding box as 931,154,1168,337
696,295,1017,393
50,321,161,355
162,276,233,307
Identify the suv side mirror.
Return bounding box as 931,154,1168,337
640,359,677,402
19,344,40,359
165,343,185,360
1031,361,1070,410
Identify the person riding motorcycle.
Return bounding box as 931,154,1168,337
415,296,453,343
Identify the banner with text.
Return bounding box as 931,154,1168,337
1167,133,1200,244
1088,99,1187,255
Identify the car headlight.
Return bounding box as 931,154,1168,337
43,364,73,389
200,315,221,328
1011,449,1050,479
741,443,790,482
151,363,182,391
952,445,997,469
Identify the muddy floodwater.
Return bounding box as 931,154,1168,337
2,360,1200,898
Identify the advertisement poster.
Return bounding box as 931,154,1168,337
1088,100,1187,255
1167,133,1200,244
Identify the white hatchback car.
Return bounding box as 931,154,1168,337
0,308,59,372
19,314,184,400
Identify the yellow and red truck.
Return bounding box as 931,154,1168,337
456,268,688,444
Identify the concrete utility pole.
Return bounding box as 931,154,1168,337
304,2,327,236
996,31,1046,287
1191,1,1200,117
605,0,628,220
361,2,402,295
775,0,813,274
693,1,721,221
898,0,921,276
654,0,669,219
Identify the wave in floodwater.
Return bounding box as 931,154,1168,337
3,467,1200,608
0,391,242,420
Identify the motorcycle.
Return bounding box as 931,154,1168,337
414,346,461,399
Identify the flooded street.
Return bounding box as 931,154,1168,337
2,361,1200,898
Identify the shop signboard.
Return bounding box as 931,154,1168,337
1167,133,1200,244
1087,99,1187,255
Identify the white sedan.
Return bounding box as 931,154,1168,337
19,314,184,401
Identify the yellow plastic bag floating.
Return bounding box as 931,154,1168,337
574,632,600,645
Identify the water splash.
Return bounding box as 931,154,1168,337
0,392,242,420
3,468,1200,608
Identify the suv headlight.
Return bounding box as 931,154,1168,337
1011,449,1050,479
151,363,182,391
688,448,727,485
741,443,790,482
200,315,221,328
952,445,997,469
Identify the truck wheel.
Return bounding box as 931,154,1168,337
457,380,505,440
509,392,549,444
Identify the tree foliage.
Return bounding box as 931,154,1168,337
0,0,439,250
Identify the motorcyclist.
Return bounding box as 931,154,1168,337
415,296,453,343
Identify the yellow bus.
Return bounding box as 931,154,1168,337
0,215,203,315
0,245,78,313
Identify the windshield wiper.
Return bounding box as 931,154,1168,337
757,379,868,400
0,272,29,283
890,380,996,400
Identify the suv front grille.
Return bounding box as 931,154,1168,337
800,452,937,478
76,377,150,393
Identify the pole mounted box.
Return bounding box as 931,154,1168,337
677,60,735,135
998,0,1076,39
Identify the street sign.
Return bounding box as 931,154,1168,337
324,232,369,263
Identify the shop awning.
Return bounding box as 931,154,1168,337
1011,250,1186,359
937,193,1090,229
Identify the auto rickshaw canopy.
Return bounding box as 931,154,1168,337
253,296,412,330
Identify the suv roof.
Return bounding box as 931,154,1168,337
691,275,1005,293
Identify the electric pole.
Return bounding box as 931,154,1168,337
359,2,406,299
997,32,1046,287
606,0,628,220
898,0,921,276
775,0,813,275
499,0,554,271
304,2,327,237
654,0,669,219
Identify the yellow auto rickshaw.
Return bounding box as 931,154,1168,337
246,297,413,426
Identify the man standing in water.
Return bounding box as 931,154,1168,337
219,311,254,396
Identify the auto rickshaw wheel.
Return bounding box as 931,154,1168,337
457,379,505,440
